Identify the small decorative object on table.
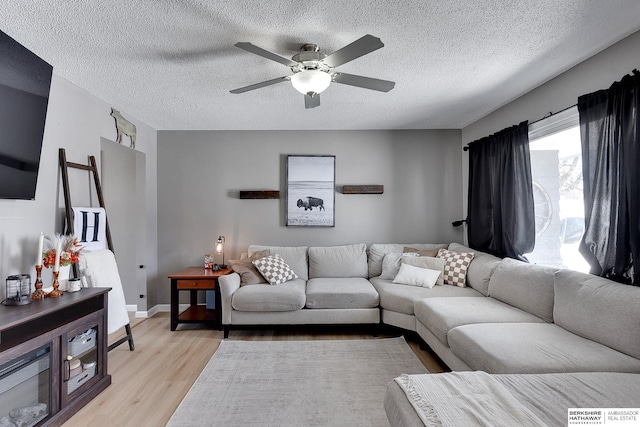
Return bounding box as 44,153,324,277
32,265,46,300
204,254,215,269
32,233,46,300
3,274,32,306
67,278,82,292
42,234,84,298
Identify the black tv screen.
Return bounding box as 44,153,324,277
0,29,52,200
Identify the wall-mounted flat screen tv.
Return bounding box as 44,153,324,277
0,29,53,200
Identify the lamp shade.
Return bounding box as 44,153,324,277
291,70,331,95
215,236,226,268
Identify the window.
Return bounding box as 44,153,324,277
525,107,589,272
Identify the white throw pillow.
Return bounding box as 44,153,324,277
252,254,298,285
401,256,446,285
380,252,419,280
392,263,440,288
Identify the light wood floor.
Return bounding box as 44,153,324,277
63,313,447,426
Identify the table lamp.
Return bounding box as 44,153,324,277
215,236,227,268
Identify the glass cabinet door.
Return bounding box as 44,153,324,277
63,324,100,398
0,343,52,426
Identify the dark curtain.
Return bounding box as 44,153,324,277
577,70,640,285
467,121,535,260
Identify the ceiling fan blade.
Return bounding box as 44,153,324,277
323,35,385,68
230,76,290,94
305,93,320,109
332,72,395,92
234,42,298,67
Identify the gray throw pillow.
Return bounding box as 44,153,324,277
229,250,270,285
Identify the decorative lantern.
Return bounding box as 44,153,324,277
3,274,32,306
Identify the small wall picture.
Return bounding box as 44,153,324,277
286,155,335,227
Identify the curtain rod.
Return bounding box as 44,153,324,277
528,103,577,126
462,102,578,151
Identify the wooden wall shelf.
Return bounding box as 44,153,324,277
342,185,384,194
239,190,280,199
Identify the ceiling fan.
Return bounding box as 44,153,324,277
230,34,395,109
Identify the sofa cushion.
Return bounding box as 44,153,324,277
401,256,445,285
308,243,368,279
305,278,379,309
370,277,483,315
248,245,308,280
447,323,640,374
368,243,449,278
554,269,640,360
393,264,440,288
448,243,502,296
231,279,306,312
380,252,419,280
228,250,271,285
436,248,474,287
488,258,557,322
414,297,544,347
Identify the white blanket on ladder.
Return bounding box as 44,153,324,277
78,249,130,335
72,207,107,251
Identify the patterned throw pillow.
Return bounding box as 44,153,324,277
252,254,298,285
436,248,475,287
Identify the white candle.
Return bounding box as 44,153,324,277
54,241,62,272
37,232,44,267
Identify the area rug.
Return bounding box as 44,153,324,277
167,337,428,426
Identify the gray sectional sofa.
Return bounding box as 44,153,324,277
218,241,640,425
414,247,640,374
219,240,640,376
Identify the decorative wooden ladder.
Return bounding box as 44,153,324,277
59,148,135,352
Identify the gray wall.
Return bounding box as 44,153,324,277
157,129,463,304
0,74,158,311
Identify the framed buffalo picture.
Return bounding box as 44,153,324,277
286,155,335,227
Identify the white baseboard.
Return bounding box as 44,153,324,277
135,303,193,319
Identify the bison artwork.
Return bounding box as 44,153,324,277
297,196,325,211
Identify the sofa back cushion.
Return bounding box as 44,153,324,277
554,269,640,360
448,243,502,296
368,243,448,278
248,245,308,280
308,243,368,278
488,258,557,322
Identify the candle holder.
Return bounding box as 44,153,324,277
31,265,46,300
48,270,63,298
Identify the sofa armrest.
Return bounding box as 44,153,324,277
219,273,241,325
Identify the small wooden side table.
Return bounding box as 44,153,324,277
168,266,232,331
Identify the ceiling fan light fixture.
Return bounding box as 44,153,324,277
290,70,331,96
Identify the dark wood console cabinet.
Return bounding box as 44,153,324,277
0,288,111,426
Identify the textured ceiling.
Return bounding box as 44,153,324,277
1,1,639,130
